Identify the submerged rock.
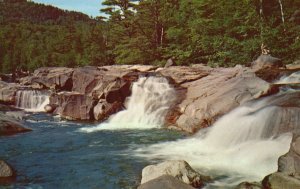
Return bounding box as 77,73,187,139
138,175,195,189
235,182,262,189
141,160,210,188
0,113,31,135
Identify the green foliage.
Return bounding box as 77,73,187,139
0,0,299,73
0,0,109,73
102,0,300,66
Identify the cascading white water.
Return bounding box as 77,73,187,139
276,71,300,84
135,72,300,188
16,90,50,112
81,76,176,132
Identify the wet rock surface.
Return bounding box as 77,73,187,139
141,160,211,188
138,175,195,189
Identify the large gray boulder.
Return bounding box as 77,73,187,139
138,175,195,189
171,66,273,133
0,112,31,135
141,160,210,188
251,55,283,71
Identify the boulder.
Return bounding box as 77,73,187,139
50,92,96,120
165,58,174,68
44,104,57,113
0,113,31,135
141,160,210,188
251,55,283,71
93,100,123,121
20,67,74,90
173,67,273,133
138,175,195,189
262,172,300,189
0,160,15,184
251,55,284,82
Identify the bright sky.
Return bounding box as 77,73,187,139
32,0,104,17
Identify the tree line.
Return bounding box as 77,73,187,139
0,0,299,73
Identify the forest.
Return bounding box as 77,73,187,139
0,0,299,73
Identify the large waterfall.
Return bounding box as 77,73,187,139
81,76,176,132
135,72,300,188
16,90,50,112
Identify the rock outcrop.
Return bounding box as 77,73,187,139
0,112,31,135
50,92,96,120
141,160,210,188
170,66,273,132
20,67,74,90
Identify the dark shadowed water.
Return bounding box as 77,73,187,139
0,113,183,189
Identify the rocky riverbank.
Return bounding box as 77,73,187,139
1,55,295,133
1,55,300,188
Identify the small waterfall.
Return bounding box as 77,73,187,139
16,90,50,112
135,72,300,187
81,76,176,132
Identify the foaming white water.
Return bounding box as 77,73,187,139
81,77,176,132
276,71,300,84
16,90,50,112
135,102,292,187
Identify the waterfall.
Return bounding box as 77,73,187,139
81,76,176,132
276,71,300,84
135,72,300,187
16,90,50,112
